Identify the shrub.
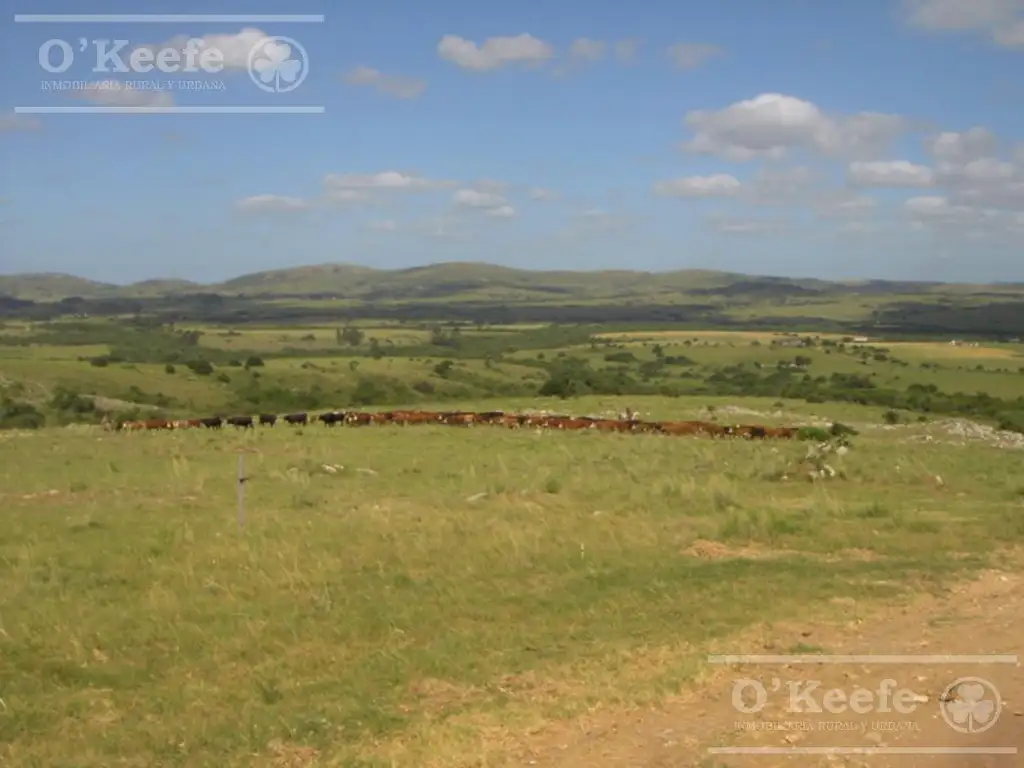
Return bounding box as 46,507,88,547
187,360,214,375
0,397,45,429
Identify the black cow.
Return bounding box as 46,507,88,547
200,417,223,429
226,416,254,429
284,412,308,426
319,411,345,426
258,414,277,427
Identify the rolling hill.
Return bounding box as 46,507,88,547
0,262,1021,304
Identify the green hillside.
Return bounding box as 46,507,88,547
3,262,1022,304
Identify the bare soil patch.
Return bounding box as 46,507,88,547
509,564,1024,767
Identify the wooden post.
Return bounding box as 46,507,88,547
237,453,246,527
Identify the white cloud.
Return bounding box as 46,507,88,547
903,194,1022,243
938,157,1016,183
569,38,606,61
614,38,641,62
235,195,309,213
925,127,999,163
453,188,506,208
324,171,454,192
901,0,1024,47
0,112,42,132
848,160,935,187
667,42,722,70
137,28,273,70
487,204,517,218
453,188,517,217
653,174,742,197
529,187,558,201
342,66,426,99
905,195,983,224
682,93,908,161
437,34,554,71
368,219,398,231
924,128,1024,210
705,213,787,235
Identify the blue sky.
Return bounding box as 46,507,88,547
1,0,1023,284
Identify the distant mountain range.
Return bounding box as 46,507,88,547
1,262,1022,303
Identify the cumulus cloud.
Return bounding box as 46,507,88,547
667,42,722,70
453,188,517,217
137,28,273,70
653,174,742,197
325,171,454,192
438,34,554,71
925,127,999,163
487,205,517,218
904,195,1022,243
848,160,935,187
923,128,1024,210
681,93,908,161
235,195,309,213
453,189,506,208
901,0,1024,48
342,66,426,98
529,187,558,201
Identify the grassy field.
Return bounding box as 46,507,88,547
2,316,1024,766
2,397,1023,767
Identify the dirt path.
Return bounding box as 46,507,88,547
509,568,1023,767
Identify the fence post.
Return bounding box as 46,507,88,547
237,453,246,527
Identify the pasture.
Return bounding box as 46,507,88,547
2,316,1024,765
3,393,1024,766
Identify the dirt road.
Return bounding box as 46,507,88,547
512,568,1023,767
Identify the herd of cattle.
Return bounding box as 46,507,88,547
113,409,802,439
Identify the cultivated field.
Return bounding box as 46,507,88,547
2,318,1024,766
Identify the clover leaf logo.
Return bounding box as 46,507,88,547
939,677,1001,734
247,36,309,94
